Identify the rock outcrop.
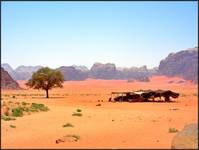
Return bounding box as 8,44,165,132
171,123,198,149
1,67,20,89
89,63,117,79
158,47,198,83
2,46,197,82
57,66,89,81
1,64,43,80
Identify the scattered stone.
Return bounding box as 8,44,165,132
171,123,198,149
56,139,65,144
152,120,158,122
170,108,179,111
63,135,80,142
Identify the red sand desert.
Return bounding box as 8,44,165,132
1,76,198,149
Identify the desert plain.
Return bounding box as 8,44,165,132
1,76,198,149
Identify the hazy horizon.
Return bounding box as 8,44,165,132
2,2,198,69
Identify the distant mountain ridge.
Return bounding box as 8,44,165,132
1,67,21,89
1,46,198,83
1,64,43,80
158,47,198,83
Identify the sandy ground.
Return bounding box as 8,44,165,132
1,76,198,149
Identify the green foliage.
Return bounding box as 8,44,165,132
12,108,23,117
62,123,74,127
72,112,82,117
10,125,16,128
169,128,178,133
1,115,16,121
22,101,27,105
26,67,64,98
31,103,49,111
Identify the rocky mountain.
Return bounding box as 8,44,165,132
1,64,43,80
57,66,89,81
1,63,157,81
158,47,198,83
1,67,20,89
15,65,43,74
72,65,89,72
89,63,117,79
1,63,17,79
56,63,155,81
2,46,197,83
117,65,157,80
14,65,43,80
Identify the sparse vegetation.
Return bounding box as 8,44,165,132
1,101,49,121
31,103,49,111
62,123,74,127
26,67,64,98
1,115,16,121
169,128,178,133
12,108,23,117
72,112,82,117
10,125,16,128
22,101,27,105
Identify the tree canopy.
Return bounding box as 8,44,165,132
26,67,64,98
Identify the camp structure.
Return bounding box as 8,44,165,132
109,90,179,102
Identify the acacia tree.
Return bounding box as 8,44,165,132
26,67,64,98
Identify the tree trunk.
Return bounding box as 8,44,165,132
46,89,49,98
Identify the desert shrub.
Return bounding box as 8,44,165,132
72,112,82,117
1,115,16,121
31,103,49,111
12,95,16,98
96,103,101,106
10,125,16,128
12,108,23,117
23,107,30,112
169,128,178,133
29,108,39,112
76,109,82,112
22,101,27,105
39,106,49,111
62,123,74,127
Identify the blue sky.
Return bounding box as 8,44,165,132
1,1,198,69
